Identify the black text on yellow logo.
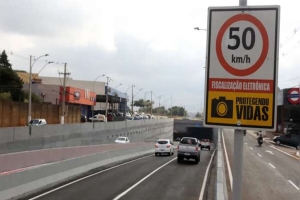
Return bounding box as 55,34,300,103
236,105,268,121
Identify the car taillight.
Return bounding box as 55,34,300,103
196,147,199,151
155,144,158,148
167,144,170,148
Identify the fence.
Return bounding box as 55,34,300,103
0,101,80,127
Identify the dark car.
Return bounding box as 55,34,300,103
107,113,115,121
81,115,87,123
273,134,300,150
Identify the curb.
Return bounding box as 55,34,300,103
215,128,228,200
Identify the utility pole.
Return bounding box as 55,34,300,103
105,77,111,122
150,91,153,115
131,84,134,114
171,94,173,117
158,96,161,116
28,55,32,123
59,63,70,124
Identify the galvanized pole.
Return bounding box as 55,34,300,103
61,63,67,124
131,85,134,114
232,2,246,200
150,91,153,115
28,55,32,123
105,77,109,122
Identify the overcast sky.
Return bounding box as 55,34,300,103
1,0,300,112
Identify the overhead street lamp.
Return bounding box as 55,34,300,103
92,74,105,128
32,61,54,80
194,27,207,31
28,54,49,123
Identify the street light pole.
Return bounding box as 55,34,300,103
151,91,153,115
131,84,134,114
105,77,111,122
28,54,49,123
92,74,105,128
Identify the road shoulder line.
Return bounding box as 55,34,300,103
221,129,233,190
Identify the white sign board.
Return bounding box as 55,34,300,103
204,6,280,130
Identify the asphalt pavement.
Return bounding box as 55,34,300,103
222,129,300,200
28,149,214,200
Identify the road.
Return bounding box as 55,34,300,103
27,149,214,200
222,129,300,200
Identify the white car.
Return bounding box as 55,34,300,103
155,139,174,156
89,114,105,122
115,137,130,144
28,119,47,126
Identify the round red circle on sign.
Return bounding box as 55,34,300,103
287,88,299,104
216,14,269,76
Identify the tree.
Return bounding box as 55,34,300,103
133,99,153,107
24,90,42,103
195,112,201,118
0,50,24,101
168,106,187,116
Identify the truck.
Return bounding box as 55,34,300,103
177,137,201,164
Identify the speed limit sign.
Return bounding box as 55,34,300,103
204,6,280,130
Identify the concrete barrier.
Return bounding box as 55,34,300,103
215,128,228,200
0,119,173,154
0,144,155,200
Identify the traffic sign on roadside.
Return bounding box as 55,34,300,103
204,6,280,130
287,88,299,104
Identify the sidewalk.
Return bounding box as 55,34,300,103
0,142,151,174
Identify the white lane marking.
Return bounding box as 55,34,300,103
221,130,233,190
269,163,276,169
249,147,253,150
113,157,176,200
257,153,262,157
266,150,273,155
288,180,300,190
199,149,217,200
28,154,153,200
269,145,298,160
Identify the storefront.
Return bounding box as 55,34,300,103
59,86,96,116
94,86,128,115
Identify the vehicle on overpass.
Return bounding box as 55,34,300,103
114,137,130,144
89,114,105,122
28,119,47,126
155,139,174,156
177,137,201,164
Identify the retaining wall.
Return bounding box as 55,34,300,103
0,119,173,154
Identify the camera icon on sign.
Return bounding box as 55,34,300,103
211,97,233,118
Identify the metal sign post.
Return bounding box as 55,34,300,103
232,1,246,200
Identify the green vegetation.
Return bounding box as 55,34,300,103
0,50,25,102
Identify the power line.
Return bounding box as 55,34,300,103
279,76,300,82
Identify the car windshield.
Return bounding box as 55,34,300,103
181,138,197,145
157,141,168,144
117,138,126,141
29,120,39,124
